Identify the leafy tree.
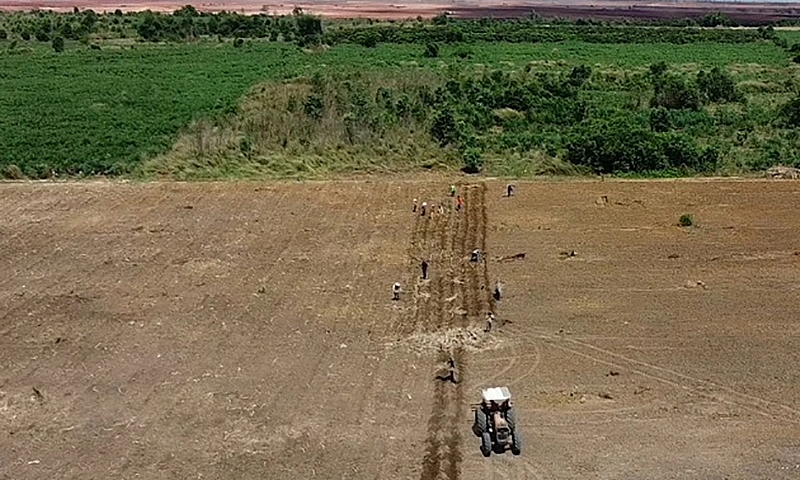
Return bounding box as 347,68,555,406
461,147,483,173
430,109,460,146
648,61,668,81
0,29,7,40
780,94,800,128
697,67,740,103
51,35,64,52
567,64,591,87
295,13,322,45
432,13,449,26
649,107,671,132
355,30,377,48
651,75,700,111
566,120,666,173
304,93,324,120
21,31,30,41
698,12,731,27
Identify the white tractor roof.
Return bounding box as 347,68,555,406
482,387,511,403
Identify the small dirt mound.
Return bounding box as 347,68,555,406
387,326,502,355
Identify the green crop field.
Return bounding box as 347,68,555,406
1,10,799,179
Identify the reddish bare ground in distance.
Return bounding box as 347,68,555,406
2,0,800,24
1,178,800,479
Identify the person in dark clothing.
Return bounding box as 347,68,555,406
437,357,458,384
507,184,515,197
421,260,429,279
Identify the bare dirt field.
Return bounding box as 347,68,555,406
2,0,800,24
1,178,800,479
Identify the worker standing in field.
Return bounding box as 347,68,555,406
471,248,481,263
392,282,402,301
485,312,495,333
421,260,429,279
450,185,457,197
446,357,458,384
421,202,427,217
493,282,503,302
507,184,515,197
456,196,463,212
413,198,418,213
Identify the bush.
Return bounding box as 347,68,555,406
679,214,693,227
697,67,740,103
651,75,700,111
303,93,324,120
649,107,671,132
423,42,439,58
295,13,322,46
0,29,7,40
567,64,592,87
566,120,667,174
461,147,483,173
2,164,24,180
52,36,65,52
233,38,243,48
430,109,460,146
780,95,800,128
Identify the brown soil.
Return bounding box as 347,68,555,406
2,0,800,24
1,178,800,479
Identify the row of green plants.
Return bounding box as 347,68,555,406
0,8,789,47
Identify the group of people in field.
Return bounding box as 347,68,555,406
394,183,515,333
395,183,516,384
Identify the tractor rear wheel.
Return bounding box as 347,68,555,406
481,432,492,457
473,409,488,437
511,428,522,456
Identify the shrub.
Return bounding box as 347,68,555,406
52,36,65,52
697,67,740,103
0,29,7,40
233,38,243,48
566,120,667,174
295,13,322,46
303,93,324,120
567,64,591,87
423,42,439,58
779,95,800,128
2,164,24,180
461,147,483,173
430,109,460,146
679,214,693,227
649,107,671,132
651,75,700,111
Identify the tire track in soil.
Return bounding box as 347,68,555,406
413,183,490,480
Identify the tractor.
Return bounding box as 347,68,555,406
472,386,521,457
